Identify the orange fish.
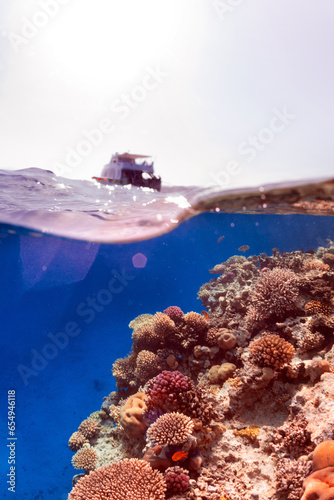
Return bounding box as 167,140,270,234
201,310,209,321
172,451,188,462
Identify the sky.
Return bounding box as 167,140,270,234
0,0,334,188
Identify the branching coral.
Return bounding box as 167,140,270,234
112,354,137,389
78,418,100,439
305,300,332,316
146,412,194,446
249,333,295,369
302,259,330,272
135,350,159,382
72,448,98,471
297,330,325,353
277,415,313,458
68,458,166,500
68,431,87,451
153,312,177,337
145,370,217,425
248,267,300,321
276,458,312,500
131,321,162,353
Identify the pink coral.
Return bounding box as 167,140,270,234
68,458,166,500
163,306,184,323
71,448,98,471
78,418,100,439
164,466,190,496
145,371,194,411
147,412,194,446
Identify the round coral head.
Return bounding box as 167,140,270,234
313,441,334,471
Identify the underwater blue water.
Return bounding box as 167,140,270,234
0,168,333,499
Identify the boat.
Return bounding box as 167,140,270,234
93,152,162,191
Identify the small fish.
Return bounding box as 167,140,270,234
201,310,210,321
217,235,225,243
238,245,250,252
172,450,188,462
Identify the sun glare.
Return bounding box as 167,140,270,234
41,1,184,90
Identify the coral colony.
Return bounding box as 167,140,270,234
67,242,334,500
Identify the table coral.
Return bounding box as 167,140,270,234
68,458,166,500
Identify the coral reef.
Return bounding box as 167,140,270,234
119,392,148,438
68,431,88,451
78,418,100,439
249,333,295,369
67,241,334,500
71,447,98,471
165,466,190,496
68,458,166,499
146,412,195,446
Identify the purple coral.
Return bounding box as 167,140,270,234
164,466,190,496
163,306,184,323
148,371,194,404
145,371,194,413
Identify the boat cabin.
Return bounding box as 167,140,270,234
98,152,161,191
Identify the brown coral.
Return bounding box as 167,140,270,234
132,322,162,352
78,418,100,439
302,259,330,272
305,300,332,316
68,458,166,500
276,458,312,500
146,412,194,446
119,392,148,438
249,333,295,369
135,350,159,382
68,431,87,451
297,330,325,353
183,311,208,337
153,312,176,337
249,267,299,320
72,447,98,471
112,354,136,389
217,330,237,350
